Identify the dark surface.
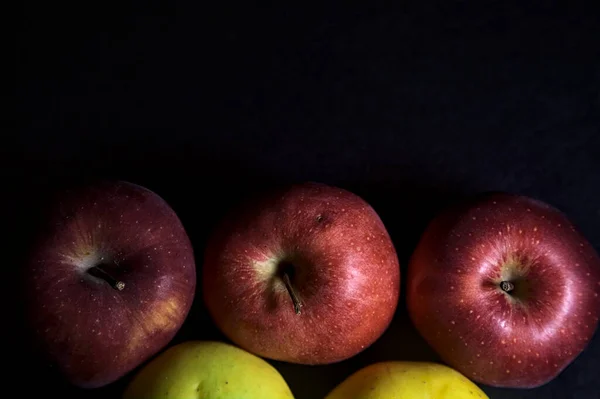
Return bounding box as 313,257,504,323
13,2,600,398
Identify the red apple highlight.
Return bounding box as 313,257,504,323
408,193,600,388
203,182,400,364
24,181,196,388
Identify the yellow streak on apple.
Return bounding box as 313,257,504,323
252,256,295,300
253,256,280,282
126,296,182,355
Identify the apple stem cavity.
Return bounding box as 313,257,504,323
282,272,302,315
500,281,515,293
87,265,126,291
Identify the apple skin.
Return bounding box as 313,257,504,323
407,192,600,388
203,182,400,364
325,361,489,399
24,181,196,388
123,341,295,399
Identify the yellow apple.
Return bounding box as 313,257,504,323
123,341,295,399
325,362,488,399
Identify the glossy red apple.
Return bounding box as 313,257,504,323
24,181,196,388
407,192,600,388
203,182,400,364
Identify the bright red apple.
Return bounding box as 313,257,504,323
203,182,400,364
407,192,600,388
24,181,196,388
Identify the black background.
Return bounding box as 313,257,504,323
13,2,600,398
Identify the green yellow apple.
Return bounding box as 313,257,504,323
123,341,295,399
325,362,488,399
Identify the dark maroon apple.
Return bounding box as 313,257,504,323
407,192,600,388
203,182,400,364
24,181,196,388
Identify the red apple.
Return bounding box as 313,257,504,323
24,181,196,388
407,192,600,388
203,182,400,364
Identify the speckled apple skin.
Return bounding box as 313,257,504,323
408,193,600,388
24,181,196,388
203,182,400,364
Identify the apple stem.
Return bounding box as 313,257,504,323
88,265,126,291
500,281,514,293
282,272,302,315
